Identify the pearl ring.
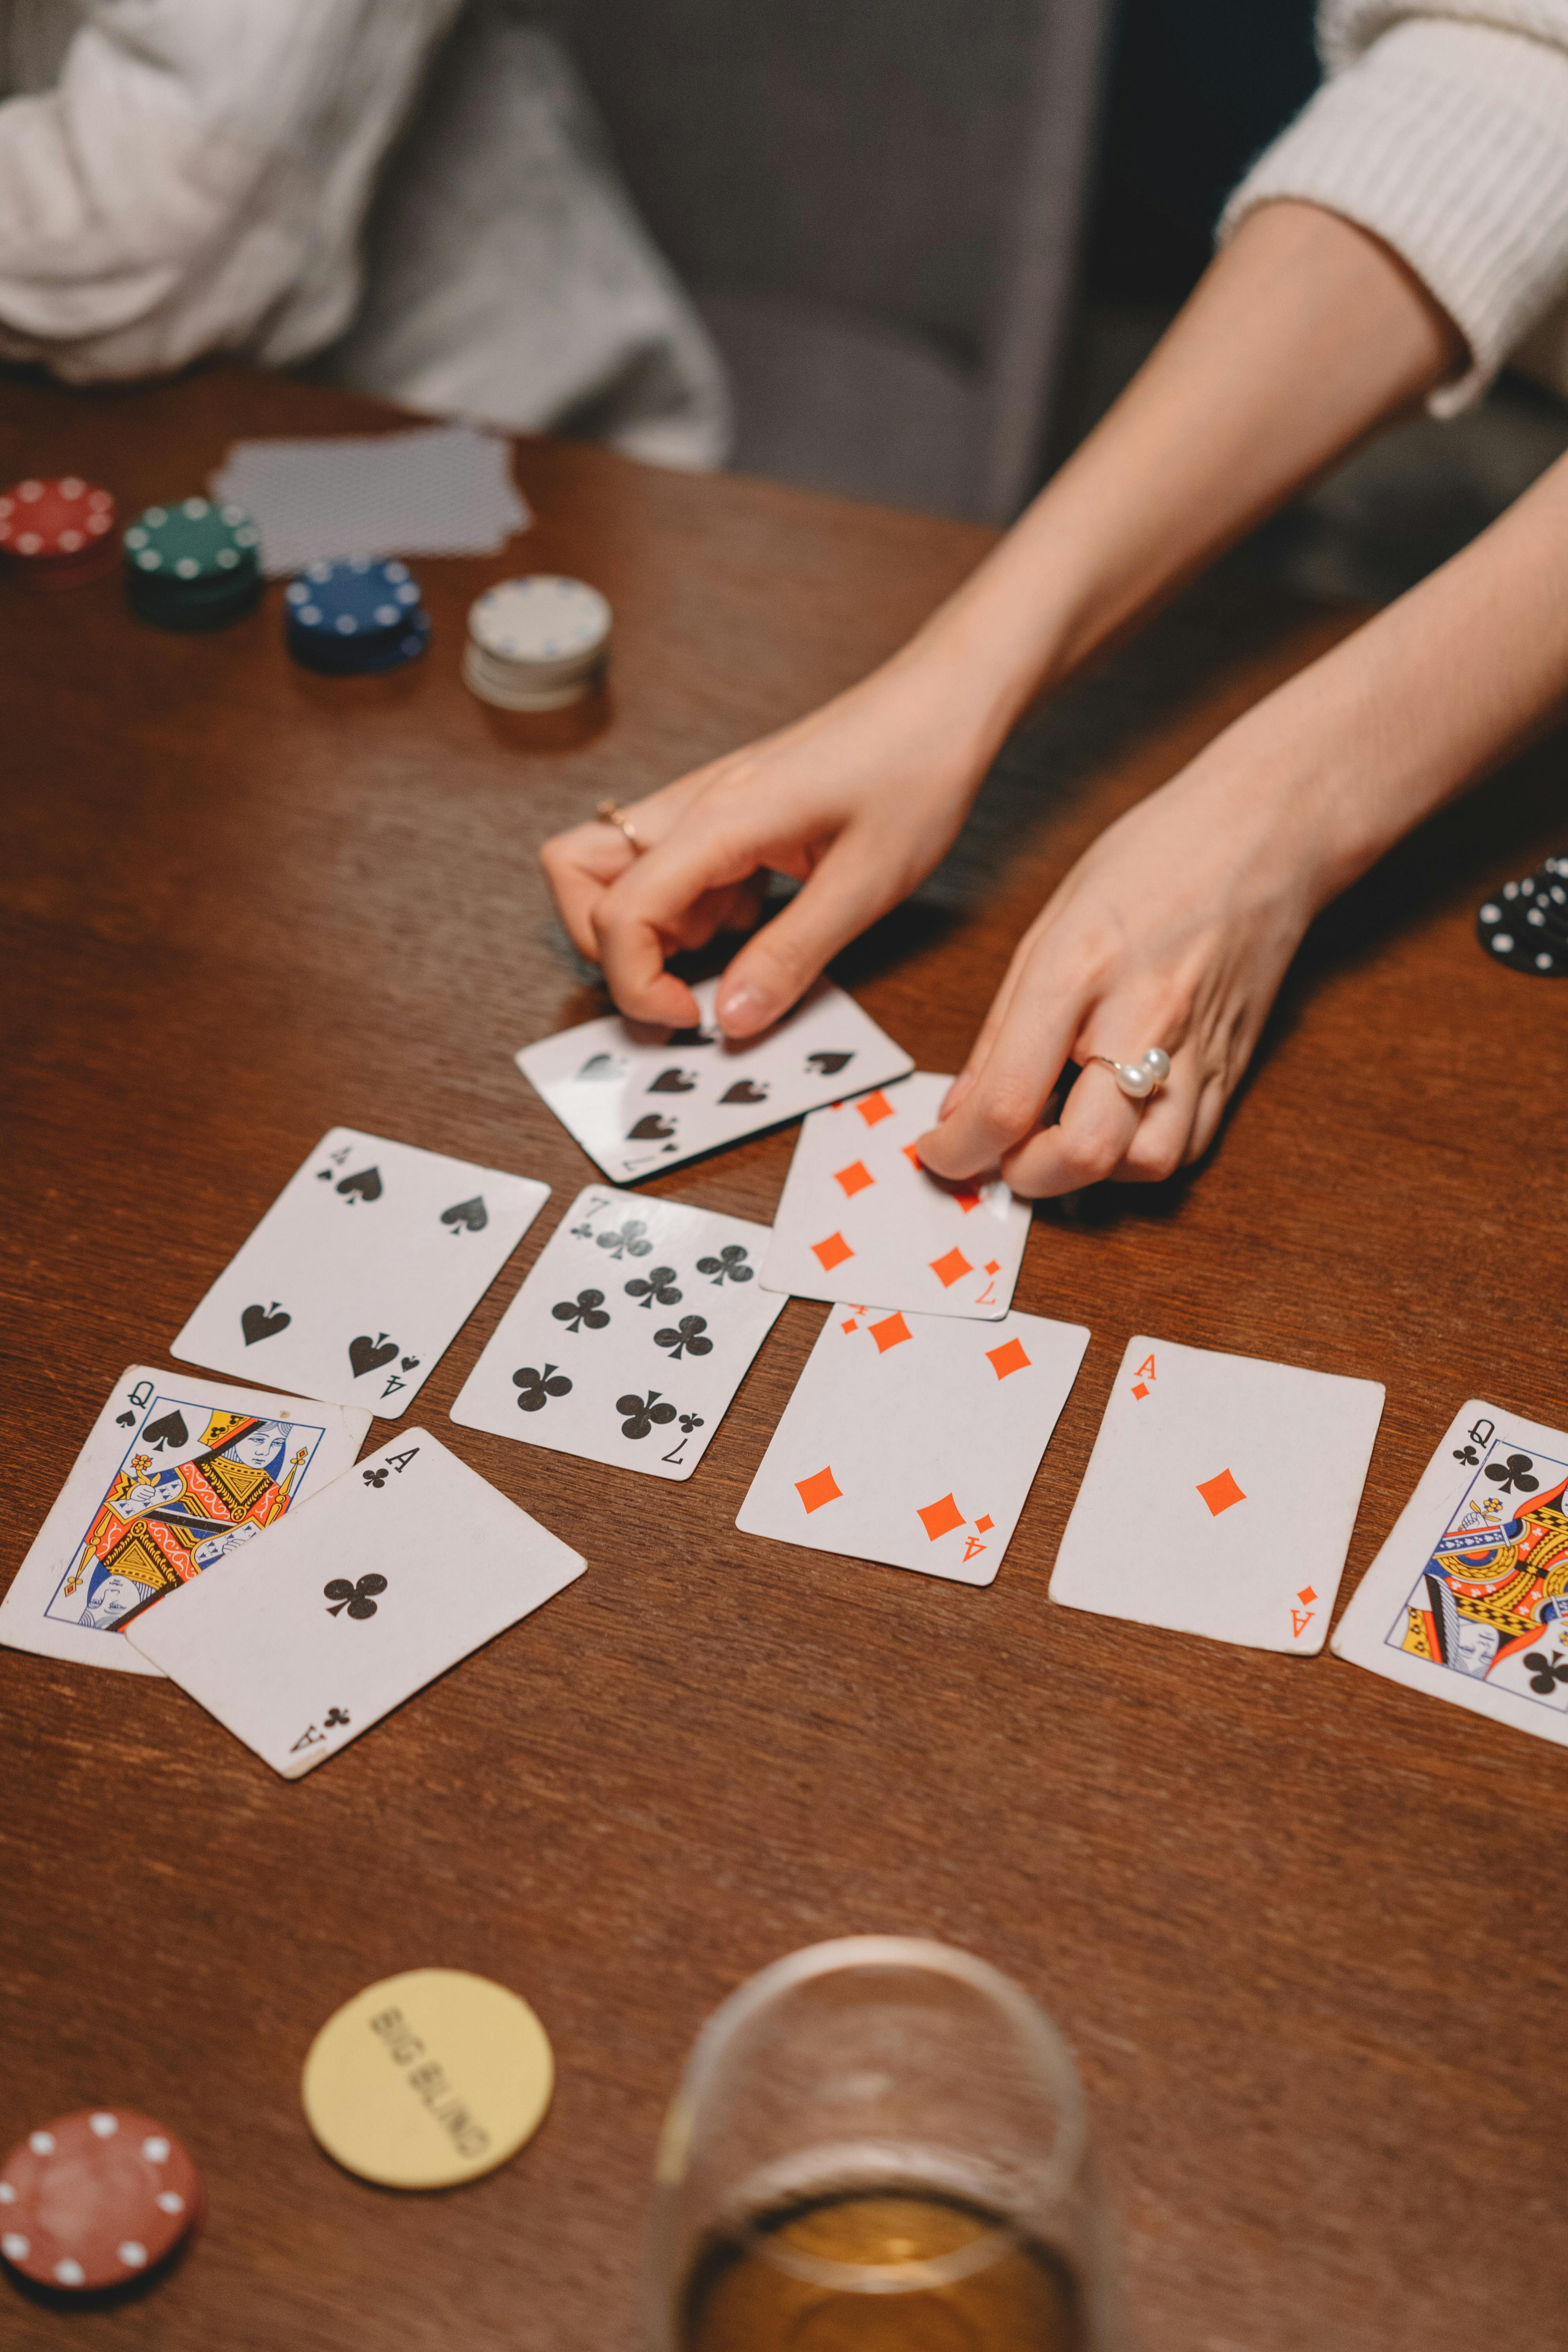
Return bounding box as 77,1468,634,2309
1090,1048,1171,1100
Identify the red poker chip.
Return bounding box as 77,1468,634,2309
0,476,118,586
0,2110,200,2291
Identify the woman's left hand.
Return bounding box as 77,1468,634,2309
916,735,1330,1197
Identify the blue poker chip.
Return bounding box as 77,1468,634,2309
286,605,430,677
283,557,423,645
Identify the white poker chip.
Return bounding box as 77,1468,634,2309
468,576,611,668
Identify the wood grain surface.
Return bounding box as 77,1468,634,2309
2,365,1565,2352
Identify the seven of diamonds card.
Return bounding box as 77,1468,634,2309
128,1428,585,1779
449,1186,786,1479
759,1071,1030,1318
736,1305,1089,1585
0,1365,369,1675
171,1129,549,1416
515,976,913,1183
1332,1400,1568,1744
1049,1335,1385,1653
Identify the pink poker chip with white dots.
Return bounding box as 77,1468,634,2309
0,2109,200,2291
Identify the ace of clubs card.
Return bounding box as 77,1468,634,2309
1049,1336,1385,1652
172,1129,549,1416
450,1187,785,1478
759,1071,1031,1319
127,1428,585,1777
515,976,913,1183
1332,1399,1568,1745
0,1365,368,1674
736,1305,1089,1584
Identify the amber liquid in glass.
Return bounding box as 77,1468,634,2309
681,2188,1083,2352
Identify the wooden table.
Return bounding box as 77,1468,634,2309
2,365,1564,2352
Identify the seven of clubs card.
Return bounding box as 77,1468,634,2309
128,1430,585,1778
450,1187,785,1479
172,1129,549,1416
737,1307,1089,1585
760,1071,1030,1319
1332,1400,1568,1745
0,1366,368,1675
1050,1336,1385,1653
515,976,913,1183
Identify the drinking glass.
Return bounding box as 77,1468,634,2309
644,1935,1125,2351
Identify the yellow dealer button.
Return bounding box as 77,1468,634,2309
301,1969,553,2188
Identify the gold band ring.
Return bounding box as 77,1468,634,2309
596,799,642,851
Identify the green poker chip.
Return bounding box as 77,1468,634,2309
122,497,262,585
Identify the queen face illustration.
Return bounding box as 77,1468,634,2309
226,1421,289,1470
80,1574,149,1631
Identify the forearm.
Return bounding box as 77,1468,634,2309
1196,441,1568,903
891,200,1461,759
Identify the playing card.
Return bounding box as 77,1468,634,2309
1049,1336,1385,1652
736,1305,1089,1585
759,1072,1030,1318
209,426,530,576
172,1130,549,1417
127,1428,584,1777
0,1367,368,1676
1332,1400,1568,1744
449,1186,785,1479
516,976,913,1183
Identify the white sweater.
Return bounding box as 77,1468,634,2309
0,0,730,468
1222,0,1568,413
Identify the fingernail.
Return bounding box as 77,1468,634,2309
717,983,771,1034
939,1071,975,1120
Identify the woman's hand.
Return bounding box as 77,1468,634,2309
917,737,1327,1198
539,649,999,1035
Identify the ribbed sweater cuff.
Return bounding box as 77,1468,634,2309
1218,17,1568,414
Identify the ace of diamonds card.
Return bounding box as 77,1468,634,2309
172,1129,549,1416
1050,1336,1385,1653
736,1305,1089,1584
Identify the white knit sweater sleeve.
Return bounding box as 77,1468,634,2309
0,0,461,381
1218,1,1568,413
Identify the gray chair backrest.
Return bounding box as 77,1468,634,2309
525,0,1114,519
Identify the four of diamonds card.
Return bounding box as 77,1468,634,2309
738,1307,1088,1584
451,1187,785,1479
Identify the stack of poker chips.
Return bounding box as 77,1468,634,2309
463,575,611,710
283,557,430,675
1477,853,1568,978
123,498,263,631
0,476,118,589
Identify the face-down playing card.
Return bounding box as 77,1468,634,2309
127,1428,585,1778
736,1305,1089,1585
760,1072,1030,1319
1332,1400,1568,1744
0,1365,369,1675
172,1129,549,1417
1049,1336,1385,1653
515,976,913,1183
449,1186,785,1479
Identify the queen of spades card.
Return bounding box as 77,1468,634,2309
51,1408,320,1635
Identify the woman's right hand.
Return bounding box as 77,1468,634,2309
539,647,995,1037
